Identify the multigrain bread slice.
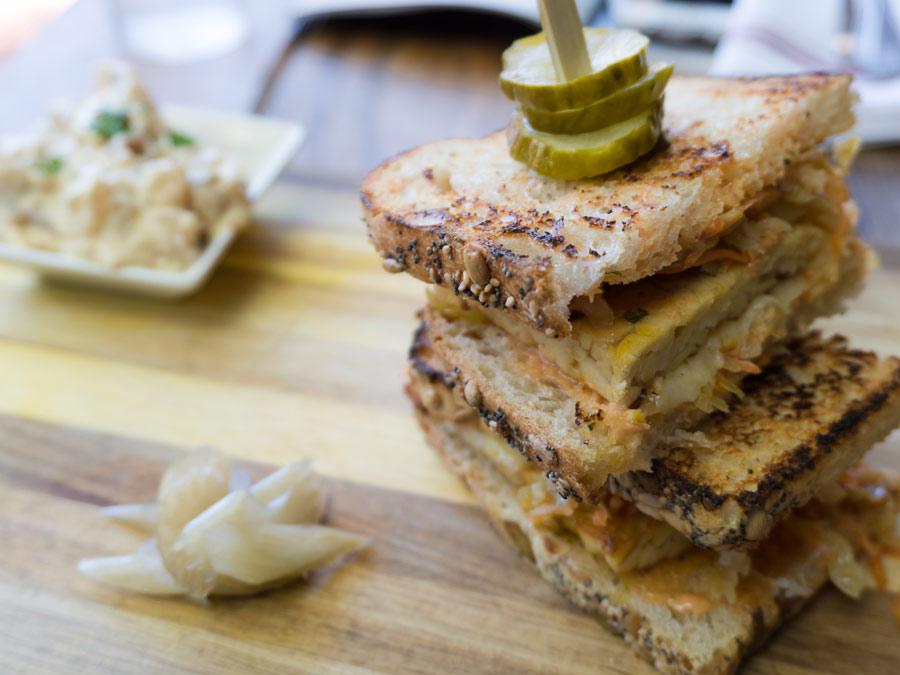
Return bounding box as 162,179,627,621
361,74,854,336
410,323,900,550
409,392,899,675
417,232,867,498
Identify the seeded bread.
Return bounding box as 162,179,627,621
409,396,836,675
361,74,854,336
410,314,900,550
622,337,900,549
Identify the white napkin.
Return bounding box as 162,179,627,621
710,0,900,145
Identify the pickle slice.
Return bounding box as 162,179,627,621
500,28,649,112
507,104,663,180
524,63,673,135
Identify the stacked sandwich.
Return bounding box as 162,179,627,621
361,73,900,674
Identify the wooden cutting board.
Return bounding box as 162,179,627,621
1,182,899,675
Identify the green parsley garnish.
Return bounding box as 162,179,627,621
91,110,130,141
625,308,648,324
168,130,194,147
605,269,623,276
35,157,63,174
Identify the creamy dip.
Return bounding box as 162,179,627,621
0,63,249,270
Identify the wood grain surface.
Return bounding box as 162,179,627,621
1,181,899,674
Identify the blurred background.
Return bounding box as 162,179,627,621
1,0,898,253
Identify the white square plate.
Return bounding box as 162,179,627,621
0,106,304,297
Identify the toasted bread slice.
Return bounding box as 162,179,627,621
361,74,854,336
409,393,899,675
417,233,867,498
410,323,900,549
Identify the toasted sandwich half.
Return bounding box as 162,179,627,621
362,74,855,336
407,331,900,674
362,74,867,482
410,324,900,550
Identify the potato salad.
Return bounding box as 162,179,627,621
0,63,249,270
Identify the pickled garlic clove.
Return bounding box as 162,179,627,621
163,489,269,597
78,549,184,595
203,523,369,587
156,450,231,574
251,462,326,524
100,503,158,532
80,449,366,600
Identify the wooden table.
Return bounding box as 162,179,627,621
2,3,900,674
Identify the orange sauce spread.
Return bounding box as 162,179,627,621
621,549,722,615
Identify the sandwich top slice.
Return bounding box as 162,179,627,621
410,324,900,550
362,74,854,336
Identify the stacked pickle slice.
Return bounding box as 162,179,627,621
501,28,672,180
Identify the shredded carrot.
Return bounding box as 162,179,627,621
855,526,879,558
870,555,888,591
723,353,762,374
883,544,900,559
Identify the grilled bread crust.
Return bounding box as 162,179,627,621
408,395,828,675
409,323,900,550
361,74,854,336
615,336,900,549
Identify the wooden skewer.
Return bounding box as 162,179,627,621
537,0,592,82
